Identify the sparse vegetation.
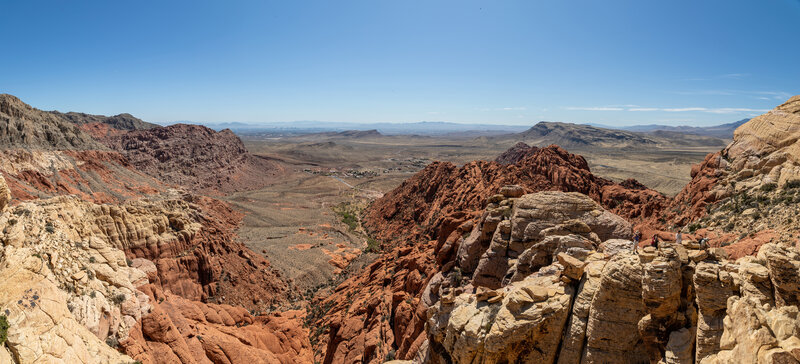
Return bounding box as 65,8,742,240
785,179,800,189
112,293,126,305
687,222,702,233
760,183,777,192
105,336,119,348
44,222,55,233
333,202,360,232
365,237,381,253
0,315,9,345
450,267,463,287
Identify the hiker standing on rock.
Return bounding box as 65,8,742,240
651,235,659,249
675,229,683,245
632,231,641,254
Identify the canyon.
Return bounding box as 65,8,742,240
1,93,800,364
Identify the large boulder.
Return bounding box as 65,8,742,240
423,275,573,364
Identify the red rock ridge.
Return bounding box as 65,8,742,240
314,145,668,363
96,123,286,195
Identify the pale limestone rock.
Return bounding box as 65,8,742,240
426,275,573,364
694,262,737,361
473,192,630,288
557,260,606,364
665,328,695,364
598,238,635,256
582,253,649,362
0,174,10,211
0,195,170,364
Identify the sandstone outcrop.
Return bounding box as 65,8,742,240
414,191,800,364
0,93,103,150
97,124,285,194
653,95,800,250
317,145,666,363
0,184,309,363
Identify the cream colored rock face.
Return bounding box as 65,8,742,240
0,190,205,363
418,189,800,364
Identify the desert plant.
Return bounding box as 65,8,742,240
105,336,119,348
44,222,55,233
760,183,777,192
785,179,800,189
450,267,463,286
365,237,381,253
112,293,126,305
0,315,9,345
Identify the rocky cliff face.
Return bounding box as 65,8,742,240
416,191,800,364
314,146,667,363
0,94,104,150
652,95,800,258
0,174,309,363
0,95,167,203
97,124,285,194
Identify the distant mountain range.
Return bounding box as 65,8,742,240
169,119,747,139
605,119,749,139
491,121,729,150
167,120,530,136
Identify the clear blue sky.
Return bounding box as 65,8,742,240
2,0,799,126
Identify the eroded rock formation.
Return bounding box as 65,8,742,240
0,173,309,363
97,124,285,194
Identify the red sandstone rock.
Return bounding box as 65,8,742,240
96,124,286,195
315,145,668,363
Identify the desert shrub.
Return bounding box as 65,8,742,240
760,183,777,192
112,293,126,305
0,315,9,345
450,267,463,286
365,237,381,253
785,179,800,189
386,349,396,361
724,221,735,232
105,336,119,348
44,222,55,233
126,258,133,267
688,223,702,233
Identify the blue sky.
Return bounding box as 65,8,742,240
1,0,799,126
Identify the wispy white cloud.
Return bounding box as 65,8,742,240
720,73,749,79
475,106,528,112
663,107,708,112
566,106,768,114
672,89,792,101
565,106,624,111
680,73,749,81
